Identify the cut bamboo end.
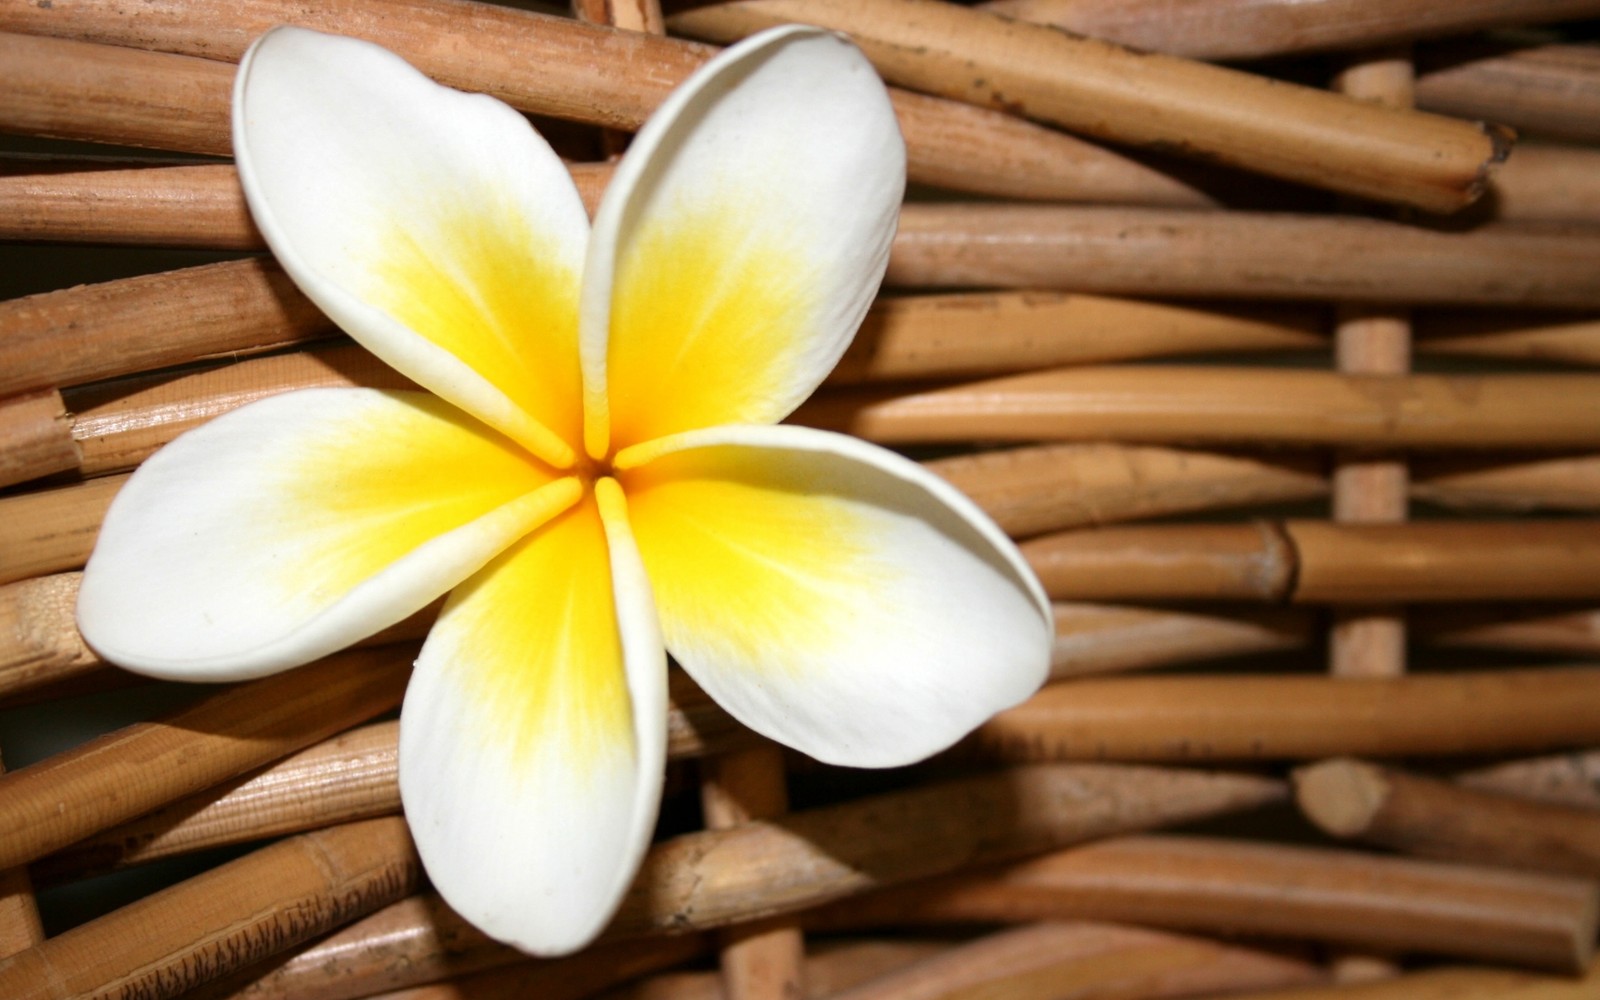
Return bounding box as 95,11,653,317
0,390,77,492
668,0,1507,212
1293,758,1394,838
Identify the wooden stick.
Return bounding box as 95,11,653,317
0,643,411,872
1020,523,1298,603
1177,961,1600,1000
814,834,1600,973
0,159,261,249
1414,454,1600,512
0,257,337,400
0,389,77,491
1048,604,1314,680
1296,757,1600,878
0,817,421,1000
974,668,1600,763
0,473,123,587
0,1,1212,206
0,573,100,702
795,368,1600,451
1417,606,1600,657
667,0,1509,213
595,939,953,1000
1416,312,1600,368
884,205,1600,307
700,746,805,1000
976,0,1600,62
1487,143,1600,227
0,750,43,962
1416,41,1600,145
370,936,711,1000
823,921,1325,1000
1458,751,1600,812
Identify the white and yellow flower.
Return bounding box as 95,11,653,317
77,26,1051,954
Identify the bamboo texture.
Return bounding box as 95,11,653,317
1416,42,1600,144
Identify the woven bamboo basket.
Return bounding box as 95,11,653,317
4,1,1600,997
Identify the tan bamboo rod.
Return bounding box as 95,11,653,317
667,0,1509,213
1417,606,1600,657
596,939,954,1000
974,668,1600,763
0,389,76,491
822,921,1325,1000
375,935,711,1000
884,205,1600,307
1413,454,1600,512
0,573,99,701
0,257,337,401
976,0,1600,62
0,817,422,1000
0,643,411,872
1416,42,1600,144
0,160,261,249
795,368,1600,452
1458,751,1600,811
1416,312,1600,368
1175,962,1600,1000
1021,523,1298,604
0,473,124,587
0,750,43,962
0,2,1214,207
1487,143,1600,227
1295,757,1600,878
700,746,805,1000
814,834,1600,973
1049,604,1314,680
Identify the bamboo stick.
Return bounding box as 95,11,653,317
700,746,805,1000
977,0,1600,62
0,160,259,249
0,31,235,155
1487,143,1600,226
0,573,99,701
1414,454,1600,512
885,205,1600,307
974,668,1600,763
0,389,77,491
1458,751,1600,812
1418,606,1600,657
1049,604,1314,679
1020,523,1297,603
0,644,411,872
924,444,1326,540
0,0,1213,206
0,817,422,1000
370,936,711,1000
795,368,1600,451
0,257,337,400
1181,961,1600,1000
0,473,122,587
667,0,1509,213
595,939,953,1000
823,921,1325,1000
0,750,43,962
1295,757,1600,878
1416,42,1600,145
815,835,1600,972
1416,312,1600,368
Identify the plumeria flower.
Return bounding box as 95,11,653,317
77,25,1051,954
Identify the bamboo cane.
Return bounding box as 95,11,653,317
885,206,1600,307
371,935,711,1000
974,668,1600,763
595,939,953,1000
1295,757,1600,878
795,368,1600,451
0,1,1212,207
1487,143,1600,226
823,921,1325,1000
1020,523,1297,603
0,644,411,872
0,390,76,491
666,0,1509,213
977,0,1600,62
0,750,43,962
1417,606,1600,656
1178,961,1600,1000
1416,42,1600,145
1416,312,1600,368
1048,604,1314,679
0,159,260,249
1458,751,1600,811
814,834,1600,972
0,473,124,587
0,817,422,1000
1413,454,1600,512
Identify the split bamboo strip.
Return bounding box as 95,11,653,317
1416,312,1600,368
0,0,1214,206
1295,757,1600,877
923,444,1327,539
609,764,1284,938
666,0,1508,212
0,31,234,155
823,921,1325,1000
0,750,43,962
0,390,76,491
0,817,422,1000
0,473,122,586
1414,454,1600,512
595,939,953,1000
371,936,711,1000
700,746,805,1000
974,668,1600,763
1049,604,1314,679
795,368,1600,451
32,721,402,884
0,159,259,249
0,643,411,871
1487,143,1600,226
1416,42,1600,144
0,257,336,400
1459,751,1600,812
977,0,1600,62
1183,961,1600,1000
817,835,1600,972
884,205,1600,307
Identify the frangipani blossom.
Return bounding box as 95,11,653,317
77,25,1051,954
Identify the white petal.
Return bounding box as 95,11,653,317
78,389,573,681
400,481,665,955
235,27,589,466
617,425,1050,767
579,26,905,458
